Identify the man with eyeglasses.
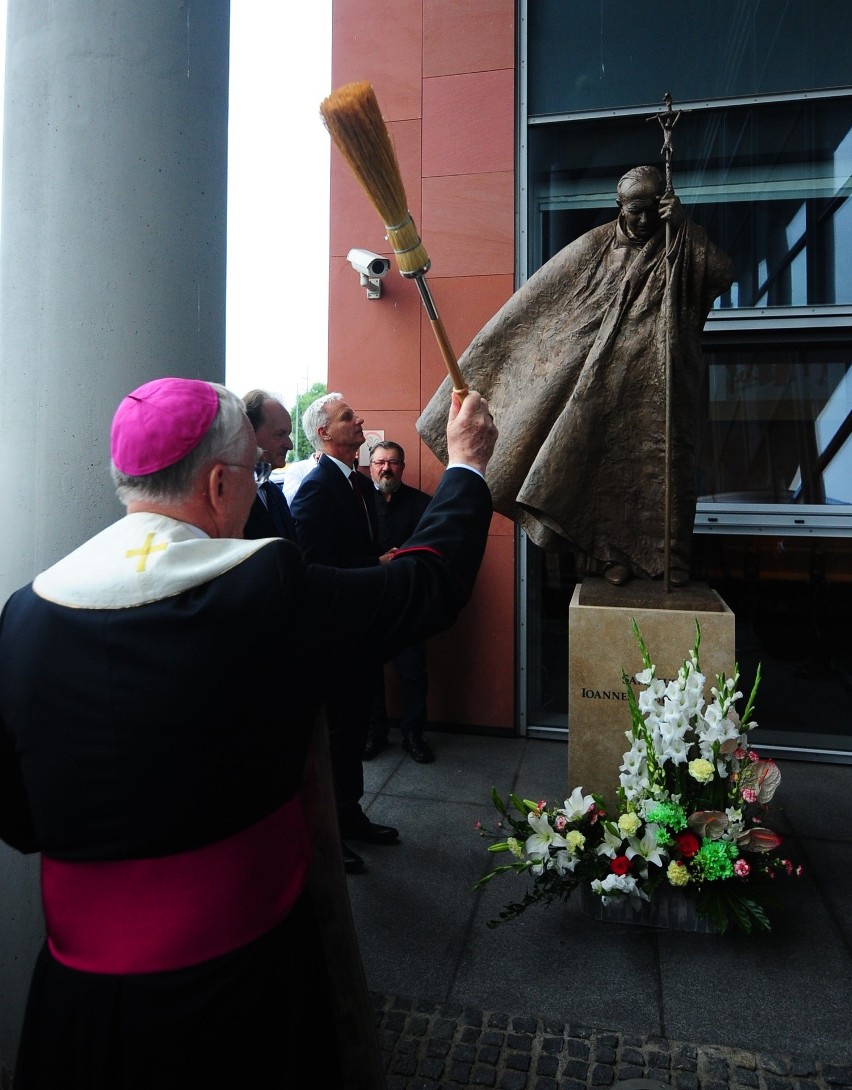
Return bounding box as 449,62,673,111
0,376,497,1088
241,388,297,542
365,441,435,763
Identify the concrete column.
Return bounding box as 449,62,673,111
0,1,229,1076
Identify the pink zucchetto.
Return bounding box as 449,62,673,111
110,377,219,476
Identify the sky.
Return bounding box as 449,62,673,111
0,2,332,412
225,2,332,409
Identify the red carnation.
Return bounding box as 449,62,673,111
610,855,632,876
675,831,700,859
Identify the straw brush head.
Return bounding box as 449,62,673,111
320,81,431,277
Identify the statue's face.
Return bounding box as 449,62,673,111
617,178,661,243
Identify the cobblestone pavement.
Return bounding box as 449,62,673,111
371,994,852,1090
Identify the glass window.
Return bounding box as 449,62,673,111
698,346,852,506
528,0,852,116
529,97,852,309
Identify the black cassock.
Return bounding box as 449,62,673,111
0,467,491,1090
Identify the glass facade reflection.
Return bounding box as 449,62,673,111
521,2,852,758
698,348,852,506
528,0,852,115
529,98,852,311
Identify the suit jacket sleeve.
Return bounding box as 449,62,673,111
298,467,492,659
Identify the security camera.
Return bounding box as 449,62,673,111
347,248,392,279
346,248,392,300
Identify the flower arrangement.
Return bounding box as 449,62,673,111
475,620,802,934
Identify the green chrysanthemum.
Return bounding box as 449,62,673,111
646,802,686,831
695,839,736,881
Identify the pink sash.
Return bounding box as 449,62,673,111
41,798,310,974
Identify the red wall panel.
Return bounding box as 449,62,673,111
422,172,514,278
329,0,517,733
423,70,515,177
423,0,515,77
331,0,423,120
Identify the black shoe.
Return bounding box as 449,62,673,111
402,735,435,764
340,816,400,845
342,843,366,874
362,733,389,760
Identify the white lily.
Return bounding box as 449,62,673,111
625,824,665,868
561,786,596,821
595,823,625,858
524,811,567,860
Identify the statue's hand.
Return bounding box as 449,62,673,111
658,194,685,228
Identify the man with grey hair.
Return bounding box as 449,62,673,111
0,376,497,1087
292,392,398,872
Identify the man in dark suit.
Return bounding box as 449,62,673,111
242,389,297,542
365,440,435,763
291,393,398,873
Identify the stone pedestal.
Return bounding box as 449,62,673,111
567,578,735,807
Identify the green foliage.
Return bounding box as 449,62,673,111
473,788,611,928
695,885,773,934
289,382,327,462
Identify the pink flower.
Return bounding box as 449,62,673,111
733,859,750,878
554,814,568,832
741,787,758,803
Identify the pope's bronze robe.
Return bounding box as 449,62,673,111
417,215,734,577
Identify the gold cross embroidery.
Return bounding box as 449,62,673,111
126,532,168,572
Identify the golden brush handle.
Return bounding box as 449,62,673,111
414,277,469,399
430,317,469,399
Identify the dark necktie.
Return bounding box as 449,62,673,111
262,481,296,541
349,471,374,541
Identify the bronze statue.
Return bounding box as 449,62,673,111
416,163,734,587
